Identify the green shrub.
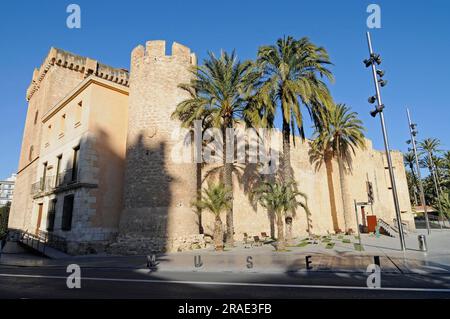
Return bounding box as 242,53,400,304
296,241,309,247
0,203,11,238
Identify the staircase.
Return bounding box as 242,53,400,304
377,218,408,238
17,230,69,259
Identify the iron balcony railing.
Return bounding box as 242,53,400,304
30,175,55,195
31,169,78,196
55,169,75,187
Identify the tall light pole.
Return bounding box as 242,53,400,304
406,108,431,234
364,31,406,251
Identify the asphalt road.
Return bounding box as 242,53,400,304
0,265,449,299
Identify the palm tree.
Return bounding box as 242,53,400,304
193,183,231,251
419,138,445,228
404,151,418,206
254,180,309,251
172,51,258,246
310,104,365,232
255,36,334,238
437,191,450,220
443,151,450,172
419,138,443,208
443,151,450,190
419,138,442,180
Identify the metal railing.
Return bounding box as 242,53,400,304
30,176,55,195
393,218,410,234
19,230,46,254
56,169,76,187
31,169,78,195
18,229,67,254
378,218,408,238
40,230,67,252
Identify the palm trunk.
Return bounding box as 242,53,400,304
282,119,293,243
276,211,286,251
223,120,234,247
325,153,340,232
214,215,224,251
429,153,444,229
266,174,276,239
338,156,354,232
409,163,418,206
282,120,292,184
196,162,204,234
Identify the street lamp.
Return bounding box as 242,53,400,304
406,108,431,235
363,32,406,251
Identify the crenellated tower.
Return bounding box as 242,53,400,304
114,40,201,253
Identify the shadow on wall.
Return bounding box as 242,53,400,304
33,127,127,254
7,127,178,256
111,132,174,254
199,134,278,240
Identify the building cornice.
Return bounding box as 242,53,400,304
42,75,129,123
26,47,129,101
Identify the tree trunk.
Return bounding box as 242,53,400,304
429,153,444,229
196,162,204,234
214,215,224,251
325,152,340,232
338,156,354,233
282,120,292,184
282,119,293,243
266,174,276,239
407,163,418,206
276,212,286,251
223,121,234,247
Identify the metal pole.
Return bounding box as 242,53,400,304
366,32,406,251
354,200,363,249
407,108,430,234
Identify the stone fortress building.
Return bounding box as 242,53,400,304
8,41,415,254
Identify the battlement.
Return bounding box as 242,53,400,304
26,47,129,101
131,40,197,67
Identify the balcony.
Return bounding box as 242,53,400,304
55,169,76,187
31,169,78,197
31,176,55,196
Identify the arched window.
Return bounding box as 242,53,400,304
28,145,34,161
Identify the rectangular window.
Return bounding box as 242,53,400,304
71,146,80,182
46,198,57,231
55,155,62,186
42,162,48,190
61,195,74,231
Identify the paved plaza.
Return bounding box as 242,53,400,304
2,229,450,275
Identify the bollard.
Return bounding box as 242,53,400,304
418,234,427,252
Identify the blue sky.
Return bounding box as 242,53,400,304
0,0,449,179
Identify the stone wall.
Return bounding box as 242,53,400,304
114,41,200,253
200,134,415,241
9,42,415,255
9,48,87,232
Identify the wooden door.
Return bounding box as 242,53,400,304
36,204,43,235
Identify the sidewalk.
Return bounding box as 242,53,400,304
1,229,450,275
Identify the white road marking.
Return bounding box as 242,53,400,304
1,273,450,293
